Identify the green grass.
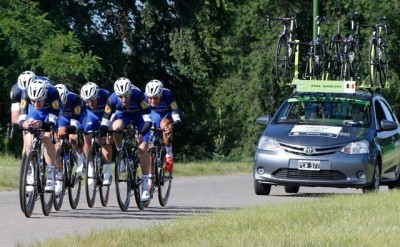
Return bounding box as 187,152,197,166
0,155,21,190
36,191,400,247
0,156,252,190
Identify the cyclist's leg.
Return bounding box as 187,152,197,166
160,115,174,172
133,115,151,202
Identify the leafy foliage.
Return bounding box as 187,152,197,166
1,0,400,160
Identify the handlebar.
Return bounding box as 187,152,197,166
267,11,298,29
7,123,19,139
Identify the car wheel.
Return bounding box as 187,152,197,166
254,180,271,195
388,174,400,190
362,161,381,193
284,185,300,194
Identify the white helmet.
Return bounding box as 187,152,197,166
145,79,164,97
28,78,48,101
114,77,132,96
18,71,36,90
55,84,69,105
81,82,99,101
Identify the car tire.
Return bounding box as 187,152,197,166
362,161,381,193
284,185,300,194
388,174,400,190
254,180,271,195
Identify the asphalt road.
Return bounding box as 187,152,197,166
0,174,365,246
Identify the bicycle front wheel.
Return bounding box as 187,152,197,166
115,151,131,211
85,147,97,208
53,149,66,211
369,41,379,87
157,150,172,207
68,151,81,209
276,36,289,83
20,152,37,218
40,158,54,216
19,153,27,213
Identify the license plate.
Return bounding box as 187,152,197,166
298,160,321,171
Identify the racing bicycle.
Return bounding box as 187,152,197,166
147,123,173,207
302,16,327,80
19,126,55,218
85,130,111,208
268,11,299,84
361,17,388,88
114,127,143,211
53,126,82,211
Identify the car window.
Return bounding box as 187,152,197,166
276,95,371,127
375,99,395,122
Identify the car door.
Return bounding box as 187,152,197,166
375,98,400,180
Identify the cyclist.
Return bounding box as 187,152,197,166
144,79,182,172
100,77,152,201
80,82,112,185
55,84,85,179
9,71,36,153
19,77,61,192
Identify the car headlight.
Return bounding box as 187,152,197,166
340,140,369,154
257,136,282,151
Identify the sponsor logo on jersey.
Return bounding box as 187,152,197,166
52,100,59,109
73,106,81,115
105,105,112,114
170,101,178,110
140,100,148,109
20,100,27,108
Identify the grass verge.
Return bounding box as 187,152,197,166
37,190,400,246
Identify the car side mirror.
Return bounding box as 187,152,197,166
380,119,398,131
256,115,271,126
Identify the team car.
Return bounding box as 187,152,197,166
254,80,400,195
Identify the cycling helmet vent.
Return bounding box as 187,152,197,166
18,71,36,90
28,78,48,101
145,79,164,97
114,77,132,96
80,82,99,101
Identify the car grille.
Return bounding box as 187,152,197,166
279,142,344,156
272,168,347,180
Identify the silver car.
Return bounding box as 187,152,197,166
254,90,400,195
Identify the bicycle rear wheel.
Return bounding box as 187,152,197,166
21,152,37,218
40,158,54,216
377,43,387,88
68,151,81,209
85,147,97,208
275,36,290,83
53,149,66,211
115,151,131,211
157,149,172,207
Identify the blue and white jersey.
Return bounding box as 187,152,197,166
19,84,61,125
101,86,151,134
82,88,110,131
58,92,83,129
145,88,181,120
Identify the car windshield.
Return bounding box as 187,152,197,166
274,95,371,127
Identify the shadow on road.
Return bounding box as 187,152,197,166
48,205,241,221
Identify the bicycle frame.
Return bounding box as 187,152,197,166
360,17,388,89
269,11,298,84
340,12,361,81
303,16,326,80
